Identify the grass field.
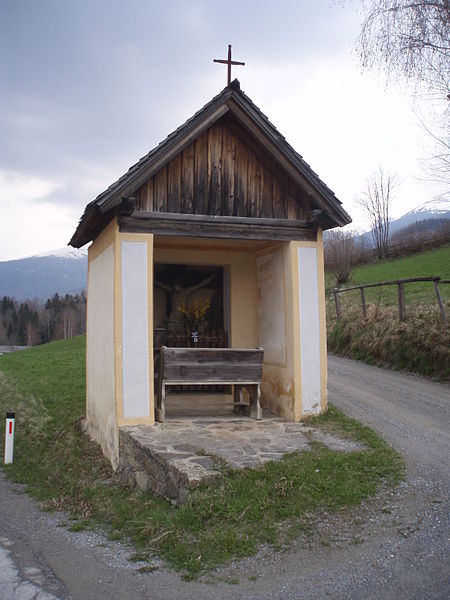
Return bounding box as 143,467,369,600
326,245,450,380
326,244,450,308
352,244,450,283
0,336,403,579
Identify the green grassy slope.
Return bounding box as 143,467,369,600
0,335,86,430
326,245,450,379
328,244,450,307
352,244,450,283
0,336,404,578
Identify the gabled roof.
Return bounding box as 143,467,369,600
69,80,351,248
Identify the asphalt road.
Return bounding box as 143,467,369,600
0,355,449,599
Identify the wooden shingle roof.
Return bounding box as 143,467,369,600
69,80,351,248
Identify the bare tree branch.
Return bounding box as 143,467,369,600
353,0,449,193
358,0,450,96
324,230,358,284
357,168,398,259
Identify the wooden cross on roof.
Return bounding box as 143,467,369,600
213,44,245,85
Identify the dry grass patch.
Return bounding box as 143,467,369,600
327,304,449,380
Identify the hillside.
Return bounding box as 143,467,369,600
327,245,450,380
344,245,450,307
351,244,450,284
391,198,450,233
355,197,450,248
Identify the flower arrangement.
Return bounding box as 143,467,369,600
178,297,211,331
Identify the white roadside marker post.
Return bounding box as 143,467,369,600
4,412,15,464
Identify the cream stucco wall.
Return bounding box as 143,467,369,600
256,243,299,420
86,222,118,467
85,228,327,470
86,222,155,470
256,238,327,421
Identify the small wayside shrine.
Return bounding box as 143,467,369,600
70,74,351,469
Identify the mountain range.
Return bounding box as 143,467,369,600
354,197,450,247
0,247,88,301
388,198,450,234
1,198,449,301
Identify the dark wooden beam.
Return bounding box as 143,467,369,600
119,211,316,242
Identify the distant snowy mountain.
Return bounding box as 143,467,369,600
31,247,87,260
0,247,88,301
354,198,450,247
389,198,450,235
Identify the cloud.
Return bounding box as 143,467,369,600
0,0,446,260
0,170,62,204
0,170,75,260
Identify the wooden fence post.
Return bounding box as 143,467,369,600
397,282,406,321
334,289,341,319
360,287,367,318
434,281,448,325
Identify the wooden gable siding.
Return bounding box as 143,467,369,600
134,114,312,221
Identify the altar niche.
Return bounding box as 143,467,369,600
153,264,227,349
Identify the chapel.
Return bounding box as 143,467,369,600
70,79,351,468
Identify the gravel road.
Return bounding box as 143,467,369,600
0,355,449,599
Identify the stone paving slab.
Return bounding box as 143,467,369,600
118,414,364,503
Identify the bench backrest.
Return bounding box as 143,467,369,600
159,347,264,384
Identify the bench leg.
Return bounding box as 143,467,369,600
249,384,262,420
233,385,244,414
155,383,166,422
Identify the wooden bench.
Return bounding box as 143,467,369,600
156,347,264,422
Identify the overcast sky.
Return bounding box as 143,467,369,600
0,0,447,261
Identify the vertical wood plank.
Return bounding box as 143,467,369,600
135,187,142,211
434,281,448,324
194,131,208,214
334,289,341,319
154,166,168,212
286,195,297,220
182,144,195,214
255,154,263,218
221,125,236,216
235,136,248,216
272,167,283,218
286,179,297,220
141,183,147,212
247,150,257,217
261,154,274,218
280,172,290,219
146,177,154,212
360,287,367,318
167,154,181,213
249,151,263,218
295,191,309,220
208,123,223,215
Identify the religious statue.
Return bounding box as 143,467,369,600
155,274,216,334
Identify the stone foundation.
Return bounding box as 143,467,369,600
117,427,221,504
116,416,364,504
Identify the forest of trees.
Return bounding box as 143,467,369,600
0,292,87,347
